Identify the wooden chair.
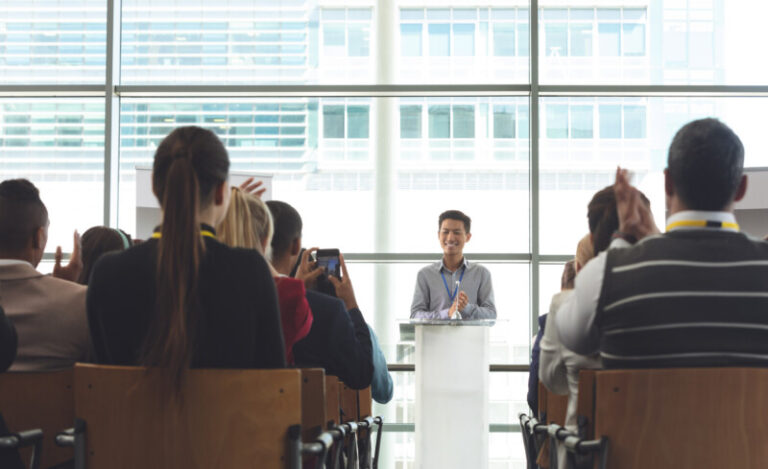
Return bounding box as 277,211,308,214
568,368,768,469
65,363,330,469
300,369,326,442
0,370,74,469
325,376,341,428
535,381,569,468
356,387,375,469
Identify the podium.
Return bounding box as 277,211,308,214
412,319,494,469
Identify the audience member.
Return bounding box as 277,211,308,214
0,306,17,372
77,226,132,285
557,118,768,370
87,126,285,394
267,200,392,400
527,259,575,413
0,179,90,371
218,187,313,365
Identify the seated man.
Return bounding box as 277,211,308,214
410,210,496,320
0,305,17,372
557,118,768,368
0,179,90,371
267,200,393,402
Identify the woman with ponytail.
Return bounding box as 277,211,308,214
87,127,285,394
538,184,650,469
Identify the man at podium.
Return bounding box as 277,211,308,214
410,210,496,320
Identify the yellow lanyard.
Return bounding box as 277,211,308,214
150,230,216,239
665,220,740,232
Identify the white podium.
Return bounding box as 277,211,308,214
413,319,494,469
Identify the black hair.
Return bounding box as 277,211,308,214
77,226,133,285
667,118,744,211
0,179,48,254
266,200,302,258
143,126,230,396
438,210,471,233
588,185,649,255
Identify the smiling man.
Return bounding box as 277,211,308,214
410,210,497,320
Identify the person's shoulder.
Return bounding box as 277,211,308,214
469,262,492,275
275,276,306,298
417,261,441,277
205,239,270,273
305,289,346,314
39,274,87,296
90,241,153,283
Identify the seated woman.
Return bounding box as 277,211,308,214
539,185,649,469
77,226,133,285
218,187,313,365
87,126,285,392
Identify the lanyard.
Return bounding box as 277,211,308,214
151,230,216,239
665,220,739,232
441,265,466,302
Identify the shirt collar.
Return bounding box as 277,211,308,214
665,210,739,233
0,259,35,269
439,257,469,273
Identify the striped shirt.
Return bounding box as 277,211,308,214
410,258,496,320
556,210,768,368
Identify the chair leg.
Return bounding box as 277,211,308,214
371,417,383,469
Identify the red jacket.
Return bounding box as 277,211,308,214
274,276,313,364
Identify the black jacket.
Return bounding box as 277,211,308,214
87,235,286,369
293,290,373,389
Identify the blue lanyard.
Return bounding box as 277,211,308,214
441,265,466,302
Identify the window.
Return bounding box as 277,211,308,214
453,105,475,138
494,105,516,139
348,106,370,139
401,24,423,56
453,24,475,56
494,24,515,56
546,104,568,138
428,24,450,56
599,104,622,138
428,105,450,138
570,105,593,138
400,105,422,138
323,105,345,138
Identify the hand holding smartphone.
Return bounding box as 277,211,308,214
314,249,341,279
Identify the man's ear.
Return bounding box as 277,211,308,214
290,237,301,257
664,168,674,198
32,226,45,250
465,232,472,243
733,174,748,203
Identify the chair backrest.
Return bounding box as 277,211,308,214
0,369,74,469
538,382,567,426
592,368,768,468
576,369,596,439
300,368,326,442
73,363,302,469
340,383,358,423
325,376,340,427
358,387,372,419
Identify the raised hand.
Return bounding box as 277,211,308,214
53,230,83,283
614,167,659,241
239,177,267,198
328,254,358,311
294,247,324,289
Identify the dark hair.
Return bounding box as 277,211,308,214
266,200,302,258
561,259,576,290
438,210,471,233
668,118,744,211
77,226,132,285
0,179,48,255
143,126,229,395
587,185,649,255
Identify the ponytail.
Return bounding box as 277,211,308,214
142,126,229,398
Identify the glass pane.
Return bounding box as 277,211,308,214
118,98,373,251
121,1,374,84
539,1,768,85
395,97,529,253
0,99,104,251
0,0,106,84
399,6,529,84
428,24,450,56
540,97,768,255
400,105,422,139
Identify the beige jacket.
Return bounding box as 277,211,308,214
0,262,90,371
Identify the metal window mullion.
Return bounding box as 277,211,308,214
530,0,541,339
104,0,122,227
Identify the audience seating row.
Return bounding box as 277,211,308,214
0,365,382,469
521,368,768,469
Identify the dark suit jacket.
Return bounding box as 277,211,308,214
293,290,373,389
87,236,286,369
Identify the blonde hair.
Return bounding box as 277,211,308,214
217,187,274,256
575,233,594,271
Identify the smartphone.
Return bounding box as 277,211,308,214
314,249,341,279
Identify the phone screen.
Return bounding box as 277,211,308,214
315,249,341,279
